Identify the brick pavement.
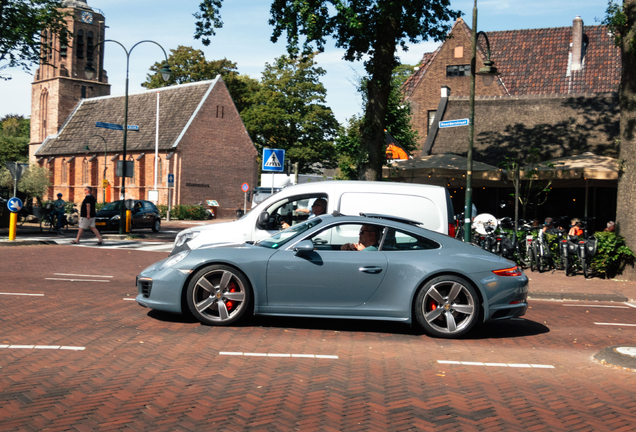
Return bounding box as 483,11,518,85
0,245,635,430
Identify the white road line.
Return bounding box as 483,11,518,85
437,360,554,369
625,302,636,309
594,322,636,327
219,352,339,359
45,278,110,283
123,298,136,301
0,345,85,350
564,304,629,308
0,292,44,296
54,273,112,278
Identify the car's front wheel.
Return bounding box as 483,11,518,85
415,275,480,338
152,219,161,232
186,265,252,326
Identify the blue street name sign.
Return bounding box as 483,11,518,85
262,148,285,172
96,122,140,131
7,197,23,213
167,174,174,188
439,118,469,128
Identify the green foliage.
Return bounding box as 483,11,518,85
142,46,260,114
0,114,30,167
241,53,339,174
0,164,51,203
590,231,636,278
157,204,208,220
335,115,364,180
0,0,70,74
195,0,461,179
602,1,631,49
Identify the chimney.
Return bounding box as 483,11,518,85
571,16,584,71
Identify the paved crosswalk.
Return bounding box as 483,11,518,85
3,236,173,252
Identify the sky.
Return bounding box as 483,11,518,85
0,0,610,126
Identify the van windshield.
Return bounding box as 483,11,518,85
256,218,322,249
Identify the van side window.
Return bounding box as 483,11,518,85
261,195,327,230
381,228,440,251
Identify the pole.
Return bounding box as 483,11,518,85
167,187,171,221
118,55,130,234
154,91,159,195
244,192,247,213
514,166,520,240
464,0,478,243
9,212,17,241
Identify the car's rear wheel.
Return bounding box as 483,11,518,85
186,265,252,326
152,219,161,232
415,275,480,338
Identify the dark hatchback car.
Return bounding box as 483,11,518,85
95,200,161,232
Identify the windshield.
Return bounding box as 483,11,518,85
101,201,121,211
257,218,322,249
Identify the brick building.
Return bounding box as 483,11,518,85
29,0,258,218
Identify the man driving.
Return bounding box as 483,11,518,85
341,224,382,251
281,198,327,229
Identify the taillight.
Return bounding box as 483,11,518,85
448,223,455,238
493,266,522,276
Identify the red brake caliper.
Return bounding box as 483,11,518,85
226,282,237,311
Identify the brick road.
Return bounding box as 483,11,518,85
1,245,635,431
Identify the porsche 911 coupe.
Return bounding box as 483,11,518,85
136,214,529,338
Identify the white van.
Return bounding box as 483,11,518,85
171,181,454,255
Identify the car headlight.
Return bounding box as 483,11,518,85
110,215,120,221
160,250,190,270
175,231,200,247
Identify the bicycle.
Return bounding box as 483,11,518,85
560,218,597,277
39,204,69,234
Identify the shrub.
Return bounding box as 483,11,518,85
590,232,635,278
158,204,208,220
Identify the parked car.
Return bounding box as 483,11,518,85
137,214,528,338
95,200,161,232
171,180,455,256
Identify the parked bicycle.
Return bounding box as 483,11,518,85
560,217,598,278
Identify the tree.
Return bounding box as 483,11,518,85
604,0,636,276
142,45,260,114
335,66,419,180
241,53,339,174
0,165,50,203
0,0,69,76
194,0,460,180
0,114,30,167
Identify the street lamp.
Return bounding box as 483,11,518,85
85,135,109,203
85,40,171,234
464,0,498,243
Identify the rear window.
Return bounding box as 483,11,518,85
339,192,443,232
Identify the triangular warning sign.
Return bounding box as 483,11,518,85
264,151,282,168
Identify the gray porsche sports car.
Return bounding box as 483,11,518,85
136,214,529,338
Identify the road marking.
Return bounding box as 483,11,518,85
0,345,85,350
123,298,136,301
220,352,339,359
437,360,554,368
594,322,636,327
54,273,112,278
45,278,110,283
563,304,629,309
625,302,636,309
0,292,44,296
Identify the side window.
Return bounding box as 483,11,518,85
381,228,440,251
143,202,154,211
308,223,384,251
261,195,327,230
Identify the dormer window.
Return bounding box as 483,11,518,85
446,65,470,77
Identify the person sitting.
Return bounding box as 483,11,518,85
281,198,327,229
341,224,382,251
604,221,616,232
568,218,583,237
52,193,66,232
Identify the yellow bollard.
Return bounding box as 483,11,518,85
126,209,132,233
8,212,17,241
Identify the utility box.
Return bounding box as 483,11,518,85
116,161,134,178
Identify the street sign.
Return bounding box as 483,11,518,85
439,118,469,128
168,174,174,188
5,162,28,182
102,179,108,188
262,148,285,172
241,183,250,192
96,122,139,131
7,197,22,213
206,200,219,206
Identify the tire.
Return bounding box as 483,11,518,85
17,213,27,226
415,275,480,339
186,265,252,326
563,255,571,276
582,257,590,278
152,219,161,232
40,217,52,233
529,248,537,272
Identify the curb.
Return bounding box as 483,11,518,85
594,345,636,371
0,240,58,247
528,292,629,302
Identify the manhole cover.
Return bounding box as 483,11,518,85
616,347,636,358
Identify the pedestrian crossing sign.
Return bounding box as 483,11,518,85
262,148,285,172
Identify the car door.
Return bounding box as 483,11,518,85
132,201,146,227
265,223,388,308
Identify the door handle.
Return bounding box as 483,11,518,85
359,266,383,274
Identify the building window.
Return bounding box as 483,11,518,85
454,46,464,58
157,158,163,185
82,159,89,184
60,30,68,57
62,159,68,184
428,111,437,131
76,30,84,59
86,31,94,62
40,89,48,141
446,65,470,77
81,85,86,99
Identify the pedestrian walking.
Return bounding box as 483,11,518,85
71,186,104,245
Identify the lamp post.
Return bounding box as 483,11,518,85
85,40,171,234
85,134,108,203
464,0,498,243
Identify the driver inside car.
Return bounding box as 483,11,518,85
281,198,327,229
341,224,382,251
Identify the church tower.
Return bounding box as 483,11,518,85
29,0,110,160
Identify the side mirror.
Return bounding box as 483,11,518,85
293,240,314,256
257,211,270,229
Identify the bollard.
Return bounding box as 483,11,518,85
8,212,17,241
126,209,132,233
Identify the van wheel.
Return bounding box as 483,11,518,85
415,275,479,338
